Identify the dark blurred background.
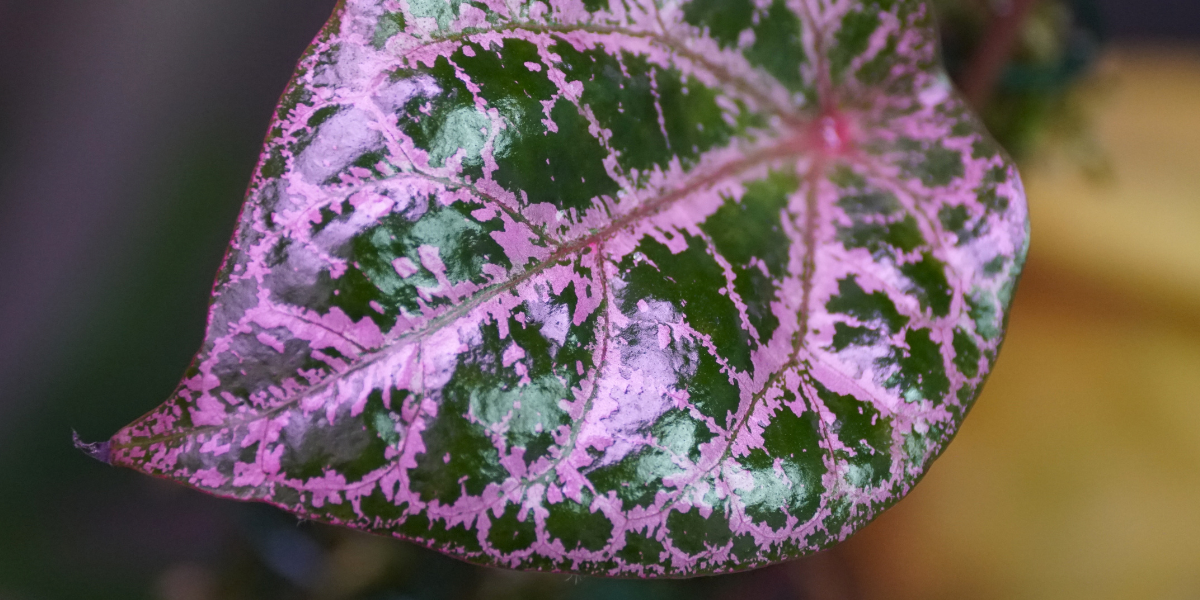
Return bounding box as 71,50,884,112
1,1,1198,599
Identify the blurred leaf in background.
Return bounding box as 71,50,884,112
936,0,1111,174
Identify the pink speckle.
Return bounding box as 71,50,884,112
392,256,420,278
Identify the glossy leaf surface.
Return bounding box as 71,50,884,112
107,0,1028,577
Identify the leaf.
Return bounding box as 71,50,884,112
106,0,1028,577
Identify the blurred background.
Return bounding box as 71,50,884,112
1,0,1198,598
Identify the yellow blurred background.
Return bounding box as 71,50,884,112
840,47,1200,600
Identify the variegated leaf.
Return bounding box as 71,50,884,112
103,0,1028,577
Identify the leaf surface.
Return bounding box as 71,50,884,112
108,0,1028,577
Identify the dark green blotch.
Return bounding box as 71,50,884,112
968,291,1002,340
359,487,405,522
624,234,754,373
983,255,1007,276
396,55,480,176
493,98,617,213
702,171,796,343
341,197,510,326
901,253,953,317
838,214,924,256
838,192,900,217
682,0,755,47
278,391,388,483
589,447,678,510
826,276,909,333
665,506,732,555
545,495,613,551
830,322,879,351
548,281,600,389
830,10,881,80
952,328,982,379
657,69,737,165
468,39,616,212
260,147,286,179
760,398,826,523
939,204,968,234
584,50,671,171
746,0,808,94
371,12,406,49
731,534,761,562
855,33,899,86
409,371,506,503
679,349,741,430
443,311,574,466
739,448,787,529
307,105,340,128
702,173,794,269
883,328,951,404
617,530,665,565
814,380,892,488
918,145,965,187
652,408,717,462
396,513,483,553
488,504,537,553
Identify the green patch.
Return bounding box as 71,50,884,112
306,105,341,128
967,289,1002,340
555,45,670,174
589,447,680,510
395,55,484,177
657,69,739,165
830,10,881,81
919,145,965,187
346,196,511,320
837,214,924,257
275,395,389,483
365,388,404,448
813,381,892,488
652,408,716,462
736,448,789,529
544,495,613,551
837,191,900,216
493,98,617,213
488,504,537,553
665,506,733,555
617,530,665,565
624,234,754,373
409,363,507,503
901,253,953,317
826,276,909,333
952,328,981,379
682,0,755,47
398,513,483,553
702,171,796,342
730,533,760,562
745,0,808,94
983,255,1007,276
371,12,406,49
358,486,406,522
758,396,826,523
830,322,879,351
678,348,741,430
882,328,950,404
453,316,571,457
855,33,899,86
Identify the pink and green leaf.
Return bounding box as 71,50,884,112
103,0,1028,577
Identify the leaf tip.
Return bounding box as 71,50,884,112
72,430,112,465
